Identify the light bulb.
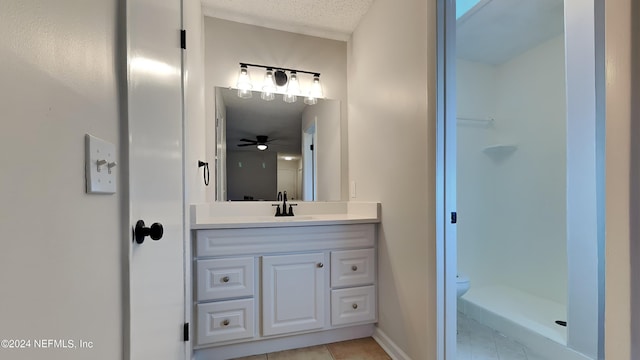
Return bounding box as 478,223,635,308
284,71,299,103
261,68,276,101
304,75,323,105
236,65,253,99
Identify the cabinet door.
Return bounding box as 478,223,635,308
262,253,326,336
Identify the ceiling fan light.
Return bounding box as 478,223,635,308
257,144,268,151
236,64,253,99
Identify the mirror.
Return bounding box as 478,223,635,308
214,87,341,202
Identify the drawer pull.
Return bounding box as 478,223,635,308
318,263,324,268
222,276,230,283
351,265,358,271
222,319,230,326
352,303,358,310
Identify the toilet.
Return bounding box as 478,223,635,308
456,274,470,298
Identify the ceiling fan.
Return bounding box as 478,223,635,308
237,135,274,151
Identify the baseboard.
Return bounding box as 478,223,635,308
372,327,412,360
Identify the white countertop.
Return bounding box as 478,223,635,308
190,201,381,229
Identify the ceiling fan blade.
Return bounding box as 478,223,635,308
239,138,257,143
237,143,254,147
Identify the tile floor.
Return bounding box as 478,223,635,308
231,337,390,360
231,316,535,360
457,312,531,360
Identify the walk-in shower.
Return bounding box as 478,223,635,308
455,1,598,359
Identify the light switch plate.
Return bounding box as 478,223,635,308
85,134,117,194
350,181,357,199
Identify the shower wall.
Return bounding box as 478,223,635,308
457,35,567,305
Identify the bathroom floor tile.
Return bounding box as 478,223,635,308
266,345,333,360
326,337,391,360
458,312,530,360
228,337,391,360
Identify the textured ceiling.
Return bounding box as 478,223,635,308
201,0,375,41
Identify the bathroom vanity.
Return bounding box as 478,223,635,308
190,202,380,360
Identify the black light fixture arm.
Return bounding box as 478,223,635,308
239,62,320,77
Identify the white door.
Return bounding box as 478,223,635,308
262,253,326,336
125,0,185,359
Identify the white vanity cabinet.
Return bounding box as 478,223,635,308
262,252,326,336
192,223,377,354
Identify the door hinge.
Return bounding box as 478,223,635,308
310,144,314,151
183,322,189,341
451,212,457,224
180,29,186,49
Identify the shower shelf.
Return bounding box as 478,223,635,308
483,144,517,158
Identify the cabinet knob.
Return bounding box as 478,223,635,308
317,263,324,268
352,303,358,310
222,319,230,326
351,265,358,271
222,276,230,283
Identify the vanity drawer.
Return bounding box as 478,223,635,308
196,257,254,301
331,285,376,326
196,298,255,346
330,248,375,288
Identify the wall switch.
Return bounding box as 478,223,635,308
350,181,357,199
85,134,117,194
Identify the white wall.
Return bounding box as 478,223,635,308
0,1,122,359
456,60,498,290
302,100,342,201
348,0,436,358
203,17,348,201
277,158,301,200
457,36,568,305
605,0,633,358
226,151,277,200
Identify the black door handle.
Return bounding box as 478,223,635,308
134,220,163,244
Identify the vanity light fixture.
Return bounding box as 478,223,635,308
283,71,300,103
236,63,323,104
304,75,323,105
261,68,276,101
236,64,253,99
